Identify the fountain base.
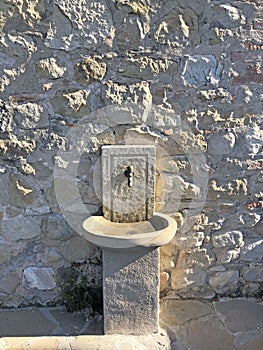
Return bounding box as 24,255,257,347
81,214,176,335
103,246,159,335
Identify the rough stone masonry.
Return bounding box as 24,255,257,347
0,0,262,308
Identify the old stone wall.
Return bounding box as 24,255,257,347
0,0,262,307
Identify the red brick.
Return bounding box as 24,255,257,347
232,74,263,84
8,94,41,102
245,201,263,210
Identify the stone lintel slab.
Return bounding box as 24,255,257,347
103,247,160,335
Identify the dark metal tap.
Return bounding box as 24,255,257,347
125,165,134,187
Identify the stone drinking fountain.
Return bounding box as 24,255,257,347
81,145,177,335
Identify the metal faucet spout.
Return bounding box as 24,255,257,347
125,165,134,187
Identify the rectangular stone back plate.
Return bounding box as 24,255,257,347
102,145,155,223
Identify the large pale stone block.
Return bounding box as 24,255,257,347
0,216,41,242
181,55,222,87
103,247,160,335
22,267,56,290
102,145,155,223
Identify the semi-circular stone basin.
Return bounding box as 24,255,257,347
82,213,177,249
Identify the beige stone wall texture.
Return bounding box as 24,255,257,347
0,0,262,307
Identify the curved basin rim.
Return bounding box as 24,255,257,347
82,212,176,239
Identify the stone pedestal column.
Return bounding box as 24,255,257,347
103,247,160,335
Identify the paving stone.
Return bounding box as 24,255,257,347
160,299,213,326
0,333,170,350
214,300,263,333
79,316,103,335
49,309,87,335
234,330,263,349
0,310,56,336
181,319,234,350
0,299,262,349
239,334,263,350
0,337,60,350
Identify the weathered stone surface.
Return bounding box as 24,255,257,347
32,161,53,181
240,239,263,262
160,271,170,291
152,7,200,48
61,236,97,262
219,4,247,27
173,231,204,248
207,132,236,155
244,128,263,158
160,300,213,326
41,214,73,241
15,102,50,129
238,211,261,227
0,0,262,307
74,56,106,85
0,33,37,93
0,244,14,264
8,175,39,208
190,248,215,268
45,0,114,50
22,267,56,290
0,100,13,132
102,145,155,223
0,216,41,242
174,130,207,154
36,58,66,79
25,206,51,216
182,318,234,350
181,55,222,87
212,231,244,249
160,243,180,272
0,331,171,349
104,81,152,123
209,270,239,294
0,272,20,294
103,247,159,335
171,265,207,294
0,172,9,205
215,247,241,264
208,178,248,200
115,15,145,50
0,137,36,160
119,56,178,80
0,310,56,337
51,89,90,117
239,335,263,350
215,300,263,333
242,266,263,283
45,247,62,264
